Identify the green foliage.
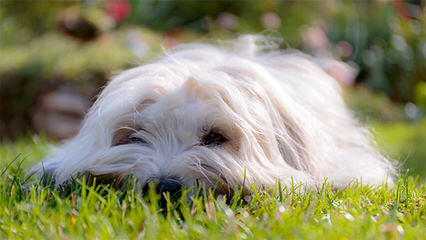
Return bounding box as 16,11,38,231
0,30,140,139
415,82,426,114
0,2,67,46
126,1,425,103
0,31,135,81
1,1,424,98
344,86,406,123
326,1,425,103
126,0,252,32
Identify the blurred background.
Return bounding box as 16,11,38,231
0,0,425,178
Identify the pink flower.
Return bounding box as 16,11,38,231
261,12,281,29
323,59,357,86
106,0,131,22
302,26,329,51
216,12,238,30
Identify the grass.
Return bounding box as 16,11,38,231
0,123,425,239
372,122,426,179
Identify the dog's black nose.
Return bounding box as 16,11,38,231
142,178,183,209
143,178,183,199
155,180,182,197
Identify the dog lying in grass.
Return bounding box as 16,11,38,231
29,35,395,196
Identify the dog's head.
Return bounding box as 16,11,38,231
33,37,319,193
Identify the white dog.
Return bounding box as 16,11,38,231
29,36,395,194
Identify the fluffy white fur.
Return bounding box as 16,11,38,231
29,35,395,192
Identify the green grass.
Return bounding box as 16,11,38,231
372,122,426,179
0,123,425,239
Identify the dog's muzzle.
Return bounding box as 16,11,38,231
142,177,183,200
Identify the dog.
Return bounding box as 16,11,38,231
29,35,395,195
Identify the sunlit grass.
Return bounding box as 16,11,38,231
0,158,424,239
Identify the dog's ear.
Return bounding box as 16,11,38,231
270,102,312,172
112,127,134,146
245,63,313,172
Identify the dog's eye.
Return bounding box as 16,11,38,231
201,130,227,147
129,135,147,144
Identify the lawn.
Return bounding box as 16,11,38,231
0,123,425,239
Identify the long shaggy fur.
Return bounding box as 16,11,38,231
29,35,395,192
